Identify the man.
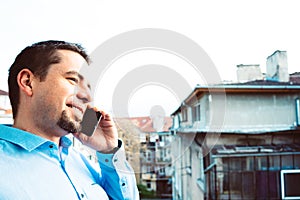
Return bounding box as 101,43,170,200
0,40,139,199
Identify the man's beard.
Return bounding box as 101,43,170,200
57,110,82,133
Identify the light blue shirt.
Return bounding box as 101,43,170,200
0,124,139,200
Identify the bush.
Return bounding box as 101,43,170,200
137,184,157,198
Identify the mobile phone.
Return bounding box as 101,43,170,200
80,108,102,136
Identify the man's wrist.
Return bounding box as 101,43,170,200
100,146,119,154
99,140,121,154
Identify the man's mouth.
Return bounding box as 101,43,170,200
66,103,84,114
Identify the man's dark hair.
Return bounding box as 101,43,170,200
8,40,91,118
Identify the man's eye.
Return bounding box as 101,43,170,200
67,77,79,84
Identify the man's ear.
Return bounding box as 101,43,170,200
17,69,35,97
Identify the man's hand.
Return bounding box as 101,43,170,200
73,109,119,153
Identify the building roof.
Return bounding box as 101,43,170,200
117,116,172,133
229,79,300,86
171,78,300,116
290,72,300,84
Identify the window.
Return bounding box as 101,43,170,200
146,180,151,189
181,107,188,121
192,104,201,122
281,169,300,199
159,167,165,175
212,154,300,200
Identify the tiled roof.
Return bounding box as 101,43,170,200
0,90,8,95
290,72,300,84
116,116,172,133
130,116,172,132
290,72,300,76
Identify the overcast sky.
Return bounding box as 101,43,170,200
1,0,299,117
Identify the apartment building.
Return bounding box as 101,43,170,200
126,116,173,198
171,51,300,200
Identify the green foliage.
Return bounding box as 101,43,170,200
137,184,157,198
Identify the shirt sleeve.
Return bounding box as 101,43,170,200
96,140,139,200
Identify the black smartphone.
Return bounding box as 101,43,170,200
80,108,102,136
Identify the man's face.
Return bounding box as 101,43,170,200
31,50,91,136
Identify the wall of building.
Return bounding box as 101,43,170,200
172,133,205,200
172,135,182,199
115,118,141,183
177,92,300,133
223,93,299,131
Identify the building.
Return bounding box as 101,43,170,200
171,51,300,200
124,116,173,198
115,117,142,183
171,82,300,199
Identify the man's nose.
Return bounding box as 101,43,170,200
76,85,92,103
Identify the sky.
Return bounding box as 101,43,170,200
1,0,299,117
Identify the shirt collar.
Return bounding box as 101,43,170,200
0,124,72,152
60,135,73,148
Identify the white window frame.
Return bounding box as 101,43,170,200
192,103,201,122
181,107,188,122
296,98,300,126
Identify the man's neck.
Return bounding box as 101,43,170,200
13,119,62,145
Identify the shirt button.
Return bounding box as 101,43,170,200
81,194,85,198
105,159,109,162
49,144,54,148
114,158,118,162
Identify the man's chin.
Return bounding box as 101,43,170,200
57,111,81,133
